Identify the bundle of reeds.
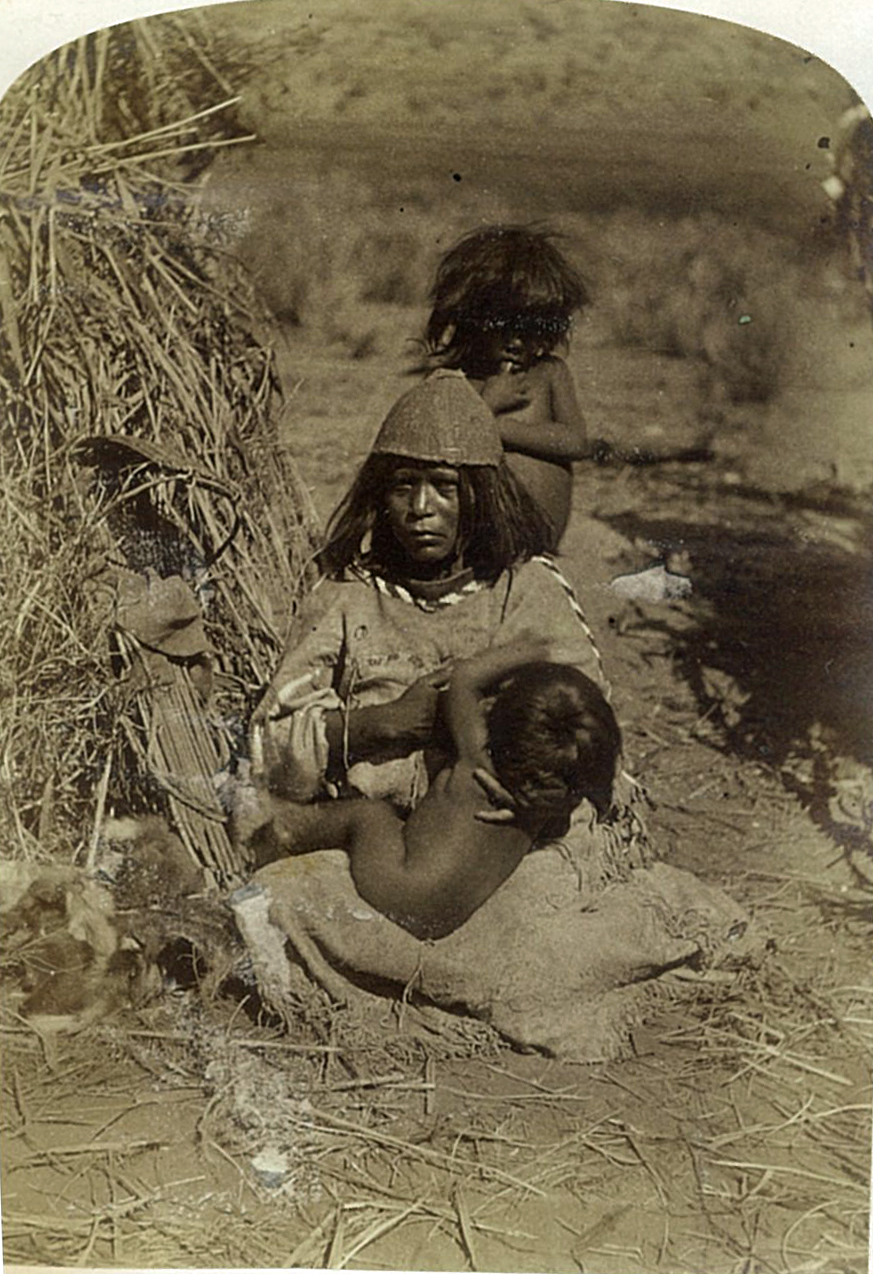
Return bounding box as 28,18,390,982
0,18,320,881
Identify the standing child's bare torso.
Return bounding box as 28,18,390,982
470,359,574,545
505,453,572,547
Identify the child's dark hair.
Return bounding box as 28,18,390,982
425,225,589,373
318,453,554,583
488,662,621,834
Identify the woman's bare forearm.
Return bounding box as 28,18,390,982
323,669,445,774
324,703,398,770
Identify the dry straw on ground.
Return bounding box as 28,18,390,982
1,928,869,1270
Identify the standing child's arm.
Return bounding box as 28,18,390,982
479,356,594,462
482,358,713,468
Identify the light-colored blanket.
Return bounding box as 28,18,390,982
232,844,761,1063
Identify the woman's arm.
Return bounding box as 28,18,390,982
322,668,448,771
252,581,445,799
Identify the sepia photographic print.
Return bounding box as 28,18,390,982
1,1,871,1270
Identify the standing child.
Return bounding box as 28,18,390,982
239,642,621,940
423,224,593,547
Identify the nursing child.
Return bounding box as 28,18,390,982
243,646,621,939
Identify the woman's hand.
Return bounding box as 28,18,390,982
387,667,451,746
326,667,451,770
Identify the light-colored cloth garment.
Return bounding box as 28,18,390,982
251,555,607,811
232,845,760,1063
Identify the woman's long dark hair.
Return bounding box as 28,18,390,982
318,453,554,583
425,225,589,373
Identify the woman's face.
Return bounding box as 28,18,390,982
384,463,462,571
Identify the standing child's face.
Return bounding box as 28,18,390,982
493,331,544,371
384,463,461,570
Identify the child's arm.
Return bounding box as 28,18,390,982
443,637,551,767
481,358,713,467
480,357,594,463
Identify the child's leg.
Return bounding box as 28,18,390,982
251,796,449,936
244,790,493,940
248,795,404,871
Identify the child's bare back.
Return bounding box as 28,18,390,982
236,648,622,941
380,760,531,935
248,759,531,939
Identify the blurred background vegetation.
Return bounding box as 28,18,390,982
191,0,865,405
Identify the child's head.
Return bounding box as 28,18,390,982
488,662,621,834
425,225,589,374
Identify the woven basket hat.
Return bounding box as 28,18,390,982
372,369,502,466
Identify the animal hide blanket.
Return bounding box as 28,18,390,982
232,844,762,1063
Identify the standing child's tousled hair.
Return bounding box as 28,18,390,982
425,225,589,374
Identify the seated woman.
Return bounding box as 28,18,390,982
225,372,759,1063
241,643,622,939
238,369,647,891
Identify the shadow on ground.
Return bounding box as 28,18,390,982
604,482,873,884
